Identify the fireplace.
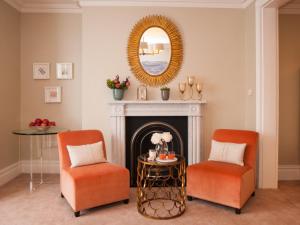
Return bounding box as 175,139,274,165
125,116,188,186
109,100,205,175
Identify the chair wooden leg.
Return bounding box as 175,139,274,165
123,199,129,204
60,193,64,198
74,211,80,217
187,196,193,201
251,191,255,197
235,208,241,214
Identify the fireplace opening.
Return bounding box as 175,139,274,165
126,116,188,186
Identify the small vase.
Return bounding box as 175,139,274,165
161,89,170,101
113,89,124,100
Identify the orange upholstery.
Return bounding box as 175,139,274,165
187,129,258,211
57,130,130,214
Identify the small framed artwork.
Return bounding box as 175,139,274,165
44,86,62,103
56,63,73,80
33,63,50,79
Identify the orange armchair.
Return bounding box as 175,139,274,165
57,130,130,217
187,129,258,214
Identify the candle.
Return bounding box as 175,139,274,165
178,82,186,93
196,83,203,93
187,76,195,87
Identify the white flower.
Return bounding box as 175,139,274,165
151,133,162,145
162,132,173,143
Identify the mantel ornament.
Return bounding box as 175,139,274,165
127,15,183,87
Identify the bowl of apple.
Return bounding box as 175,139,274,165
29,118,56,131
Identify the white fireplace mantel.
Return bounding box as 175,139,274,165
109,100,206,166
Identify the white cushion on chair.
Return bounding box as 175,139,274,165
67,141,106,168
208,140,246,166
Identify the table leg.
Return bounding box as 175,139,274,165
30,136,33,192
40,136,44,184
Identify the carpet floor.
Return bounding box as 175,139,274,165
0,174,299,225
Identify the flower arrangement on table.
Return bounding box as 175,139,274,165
150,132,174,160
106,75,130,100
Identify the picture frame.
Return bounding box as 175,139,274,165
44,86,62,103
56,63,73,80
33,63,50,79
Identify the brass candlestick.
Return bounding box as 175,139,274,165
178,82,186,100
187,76,195,100
196,83,203,100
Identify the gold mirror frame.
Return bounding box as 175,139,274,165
127,15,183,87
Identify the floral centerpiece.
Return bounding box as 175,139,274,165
151,132,173,157
106,75,130,100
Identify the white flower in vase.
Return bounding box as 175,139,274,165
161,132,173,143
151,133,162,145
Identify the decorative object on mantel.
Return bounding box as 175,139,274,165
160,86,170,101
107,75,130,100
137,84,147,100
44,86,62,103
33,63,50,79
179,76,203,100
56,63,73,80
127,15,183,86
178,82,187,100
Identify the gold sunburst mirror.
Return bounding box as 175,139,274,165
127,15,183,87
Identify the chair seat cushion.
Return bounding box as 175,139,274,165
187,161,255,208
61,162,129,211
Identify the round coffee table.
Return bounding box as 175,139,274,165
136,154,186,219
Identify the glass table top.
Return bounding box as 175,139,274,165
12,127,67,135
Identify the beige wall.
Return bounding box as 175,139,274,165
279,14,300,165
20,13,82,160
82,7,256,160
0,1,20,170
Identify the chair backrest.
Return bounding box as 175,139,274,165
57,130,107,170
212,129,259,169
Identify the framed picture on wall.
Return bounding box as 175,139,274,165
44,86,62,103
33,63,50,79
56,63,73,80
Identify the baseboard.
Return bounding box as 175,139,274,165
0,162,21,186
21,160,60,174
278,164,300,180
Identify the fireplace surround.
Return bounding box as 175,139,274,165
109,100,206,168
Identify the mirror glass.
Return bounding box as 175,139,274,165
139,27,171,76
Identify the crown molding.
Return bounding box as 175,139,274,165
20,3,82,13
78,0,255,9
3,0,21,11
3,0,82,13
279,1,300,14
4,0,256,13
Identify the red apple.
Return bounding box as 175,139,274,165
42,119,49,124
29,122,35,127
41,122,48,127
49,121,56,126
35,118,42,124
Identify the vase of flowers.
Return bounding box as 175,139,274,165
151,132,173,157
107,75,130,100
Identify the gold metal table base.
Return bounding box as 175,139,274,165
137,155,186,219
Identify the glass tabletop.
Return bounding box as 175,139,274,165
12,127,67,135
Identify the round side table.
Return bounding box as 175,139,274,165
12,127,66,191
136,154,186,219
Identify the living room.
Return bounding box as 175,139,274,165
0,0,299,224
